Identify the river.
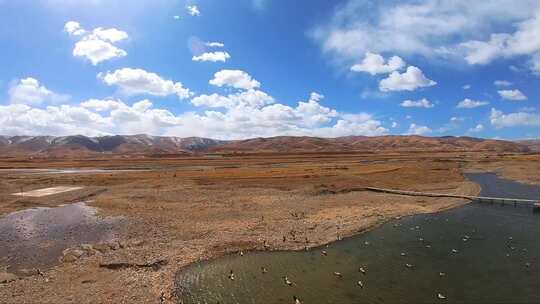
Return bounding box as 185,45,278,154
174,173,540,304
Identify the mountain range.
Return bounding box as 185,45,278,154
0,134,532,156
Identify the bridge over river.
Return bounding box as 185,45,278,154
364,186,540,209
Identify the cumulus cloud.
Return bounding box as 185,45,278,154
65,21,128,65
99,68,193,99
351,52,405,75
407,123,432,135
80,99,125,112
456,98,489,109
379,66,436,92
186,5,200,16
498,89,527,101
0,71,389,139
209,69,261,90
8,77,69,105
490,108,540,128
191,89,274,109
463,84,471,90
192,51,231,62
400,98,434,108
64,21,85,36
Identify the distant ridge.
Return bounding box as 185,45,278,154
0,134,529,156
516,139,540,152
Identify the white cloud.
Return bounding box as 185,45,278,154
186,5,200,16
80,99,125,112
407,123,432,135
400,98,434,108
494,80,512,86
450,116,465,123
191,89,274,109
64,21,85,36
206,42,224,48
490,108,540,128
351,52,405,75
315,1,540,60
73,38,127,65
498,89,527,101
456,98,489,109
314,1,540,74
99,68,193,99
192,51,231,62
65,21,128,65
468,124,485,133
461,10,540,68
209,69,261,90
463,84,471,90
391,121,398,128
379,66,436,92
8,77,69,105
91,27,128,43
173,15,181,20
0,72,389,139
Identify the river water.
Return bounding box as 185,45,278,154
175,173,540,304
0,202,126,275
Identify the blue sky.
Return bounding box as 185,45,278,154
1,0,539,139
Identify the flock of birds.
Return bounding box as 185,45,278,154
215,221,536,304
224,244,458,303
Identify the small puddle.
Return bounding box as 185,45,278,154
174,173,540,304
0,202,126,276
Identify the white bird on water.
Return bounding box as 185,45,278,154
333,272,343,278
293,295,302,304
437,293,447,300
284,276,294,286
359,267,366,274
357,280,364,288
228,270,235,281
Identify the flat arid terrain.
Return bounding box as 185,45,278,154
1,146,539,303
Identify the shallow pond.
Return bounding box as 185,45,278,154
175,173,540,304
0,202,126,275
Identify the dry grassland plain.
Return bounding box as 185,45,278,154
1,151,539,303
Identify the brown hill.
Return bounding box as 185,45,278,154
517,139,540,152
0,134,529,156
210,135,529,153
0,135,227,156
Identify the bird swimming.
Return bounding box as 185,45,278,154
228,270,235,281
284,276,294,286
359,267,366,274
437,293,446,300
357,280,364,288
333,272,343,278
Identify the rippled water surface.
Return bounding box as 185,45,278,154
175,173,540,304
0,202,126,275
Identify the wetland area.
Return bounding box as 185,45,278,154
0,152,539,303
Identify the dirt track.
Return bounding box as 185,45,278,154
1,151,537,303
